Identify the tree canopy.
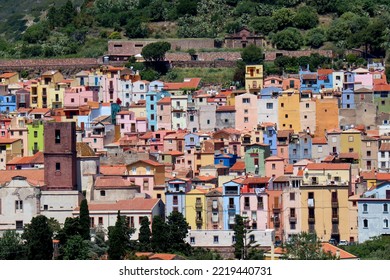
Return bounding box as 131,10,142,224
241,44,264,64
108,211,135,260
79,199,91,241
272,27,304,50
141,41,171,62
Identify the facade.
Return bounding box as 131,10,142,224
278,89,301,133
235,93,258,130
186,188,208,230
27,120,44,155
244,143,270,176
245,65,263,94
222,180,241,230
288,132,312,164
357,182,390,243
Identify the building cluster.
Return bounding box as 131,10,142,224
0,61,389,249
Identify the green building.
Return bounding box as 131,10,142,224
27,120,45,155
244,143,271,176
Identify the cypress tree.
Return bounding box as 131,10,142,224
22,215,53,260
138,216,151,252
79,199,91,240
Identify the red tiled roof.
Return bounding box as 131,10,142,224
100,165,127,176
373,84,390,91
193,175,216,182
277,130,293,138
360,170,376,180
241,177,270,184
321,243,358,259
30,108,51,114
157,97,171,104
230,161,245,171
117,111,132,115
139,132,153,139
164,132,186,140
76,198,160,211
379,143,390,152
138,159,164,167
216,105,235,112
7,151,44,165
136,117,147,121
284,164,293,174
323,155,335,162
376,173,390,181
297,169,304,176
94,176,134,189
0,138,20,144
265,156,284,161
163,150,184,156
339,152,359,160
317,69,333,75
148,253,179,260
163,78,201,90
312,137,327,144
0,72,17,78
302,74,317,79
0,169,44,185
306,163,350,170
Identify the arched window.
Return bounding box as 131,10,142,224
363,203,368,213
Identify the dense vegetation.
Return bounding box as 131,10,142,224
0,0,390,59
342,236,390,260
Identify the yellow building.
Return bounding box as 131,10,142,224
340,129,362,159
47,85,66,109
30,70,64,108
0,138,23,170
185,188,208,230
278,89,301,133
300,163,352,242
0,72,19,85
245,64,263,94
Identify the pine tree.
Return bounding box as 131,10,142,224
108,211,135,259
167,211,189,253
22,215,53,260
79,199,91,240
138,216,151,252
151,215,169,253
233,214,245,259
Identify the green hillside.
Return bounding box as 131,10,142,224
0,0,389,59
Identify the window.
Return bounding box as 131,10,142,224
363,219,368,228
43,204,48,210
304,149,308,155
16,221,23,230
363,203,368,213
306,103,309,108
71,98,75,103
290,223,296,230
348,136,354,142
347,95,350,100
244,197,250,208
56,162,61,171
244,117,249,123
381,152,385,158
55,129,61,144
190,237,195,244
249,235,255,243
366,141,371,147
266,103,273,109
384,219,389,229
272,163,276,170
304,115,307,119
244,109,248,114
15,200,23,211
100,190,106,197
242,98,250,104
367,151,371,157
150,104,154,110
207,120,210,124
293,149,297,155
225,119,228,123
93,139,97,143
290,192,295,201
213,236,219,244
281,103,284,108
98,217,103,225
349,148,354,153
384,203,388,213
332,136,337,143
318,146,323,153
285,114,288,118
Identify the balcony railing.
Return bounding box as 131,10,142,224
332,215,339,223
331,201,339,208
289,215,297,223
195,202,202,211
196,217,203,224
308,217,315,223
228,204,235,209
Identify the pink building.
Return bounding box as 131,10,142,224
265,156,285,178
100,67,122,103
163,132,186,153
136,117,147,134
353,68,373,90
235,93,258,131
157,97,171,131
64,86,98,108
240,177,270,230
282,78,300,90
116,111,137,136
264,76,283,88
0,117,11,138
149,130,175,153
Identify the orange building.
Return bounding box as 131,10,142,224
315,97,339,137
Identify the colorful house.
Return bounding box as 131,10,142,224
185,188,208,230
0,138,23,170
235,93,258,130
165,178,192,217
244,143,270,176
278,89,301,133
205,188,224,230
288,132,312,164
245,64,263,94
27,120,44,155
222,180,241,230
157,97,171,131
0,94,16,113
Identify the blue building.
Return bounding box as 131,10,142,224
261,123,278,155
184,132,200,151
299,67,320,94
357,181,390,243
259,87,281,99
0,94,17,113
288,132,312,164
341,89,355,109
146,81,170,131
214,153,239,168
222,180,241,230
343,71,354,90
165,178,191,217
317,69,334,91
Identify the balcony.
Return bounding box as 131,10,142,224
273,217,280,227
228,204,236,209
308,217,315,223
331,200,339,208
331,227,339,235
196,217,203,224
289,215,297,223
195,202,202,211
332,215,339,223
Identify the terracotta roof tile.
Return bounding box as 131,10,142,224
157,97,171,104
284,164,293,174
230,161,245,171
138,159,164,167
163,150,184,156
76,142,96,157
100,165,127,176
374,84,390,91
0,138,20,144
6,151,44,165
0,72,18,78
0,169,44,185
306,163,350,170
241,177,270,184
94,176,134,189
376,173,390,181
321,242,357,259
360,170,376,180
164,132,186,140
379,143,390,152
163,78,201,90
76,198,160,211
265,156,284,161
312,137,327,144
277,130,293,138
216,105,235,112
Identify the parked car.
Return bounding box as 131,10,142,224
329,238,337,245
338,240,348,246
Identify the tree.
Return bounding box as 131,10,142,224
167,211,189,253
138,216,151,252
151,215,169,253
57,217,82,246
233,60,246,88
22,22,50,44
141,41,171,62
283,232,336,260
233,215,246,259
125,19,148,38
22,215,53,260
272,8,295,31
272,28,304,50
293,5,318,29
79,199,91,240
61,235,91,260
108,211,135,260
241,44,263,64
0,230,26,260
249,16,276,36
140,68,160,81
306,28,326,48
